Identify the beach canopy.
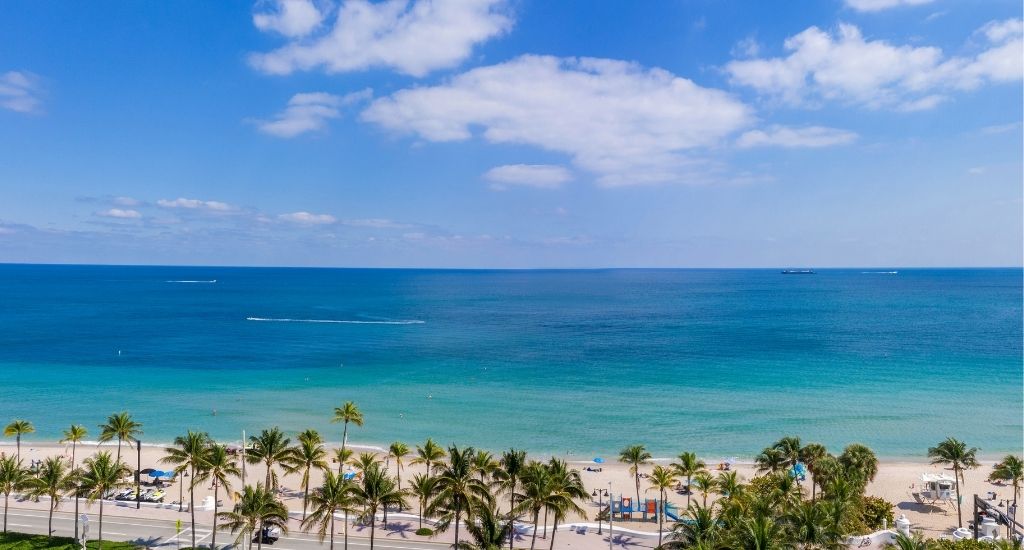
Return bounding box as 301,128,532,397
789,462,808,480
139,468,155,475
921,473,956,483
148,470,174,479
593,457,604,464
342,472,356,480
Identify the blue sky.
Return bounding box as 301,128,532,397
0,0,1021,267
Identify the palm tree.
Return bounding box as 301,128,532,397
26,456,73,539
990,455,1023,511
3,420,34,461
498,449,527,550
463,501,514,550
98,412,142,465
0,456,28,533
539,459,586,550
669,503,720,548
513,462,551,550
785,500,837,549
734,511,788,550
194,443,240,550
351,462,406,550
387,441,410,497
162,430,210,549
331,401,364,454
839,443,879,487
692,472,717,507
428,446,494,550
472,450,499,484
218,484,289,550
411,438,447,474
772,436,802,469
647,465,677,548
928,437,979,527
301,471,358,550
286,429,328,520
351,452,380,473
60,424,88,468
798,443,828,501
888,531,931,550
618,444,652,505
409,473,437,529
671,451,706,508
334,447,353,474
755,447,787,475
80,451,130,550
247,427,292,491
716,470,743,503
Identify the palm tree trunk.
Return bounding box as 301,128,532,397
657,489,664,548
329,514,335,550
418,500,423,528
257,520,263,550
99,499,105,550
4,492,8,533
116,438,122,466
529,510,539,550
369,514,375,550
212,483,219,550
542,507,547,538
302,471,310,520
344,510,349,550
454,507,460,548
48,500,54,538
635,474,641,510
265,462,272,491
190,466,197,548
954,466,963,527
548,517,559,550
72,442,77,468
686,475,692,508
15,436,20,461
342,423,349,453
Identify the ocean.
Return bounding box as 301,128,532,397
0,264,1020,459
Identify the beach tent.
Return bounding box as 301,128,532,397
149,470,174,480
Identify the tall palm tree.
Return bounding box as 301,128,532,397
331,401,364,454
692,472,717,507
618,444,652,506
60,424,88,468
3,420,34,461
462,501,514,550
351,462,406,550
888,531,931,550
669,503,720,548
351,452,380,473
733,512,788,550
716,470,743,501
98,412,142,466
755,447,787,475
838,443,879,487
543,459,587,550
286,429,328,520
785,500,837,549
26,456,73,539
301,471,358,550
218,484,289,550
411,438,446,474
162,430,210,549
647,465,677,548
194,442,241,550
472,450,499,484
671,451,706,508
512,462,551,550
80,451,130,550
427,446,494,550
409,473,437,529
0,456,28,533
498,449,527,550
247,427,292,491
334,447,353,475
772,436,802,469
798,443,828,501
387,441,410,497
990,455,1023,511
928,437,979,527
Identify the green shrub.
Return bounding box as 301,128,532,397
414,527,434,537
0,532,139,550
859,495,894,530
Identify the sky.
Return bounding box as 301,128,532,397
0,0,1021,268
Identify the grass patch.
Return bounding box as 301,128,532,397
0,532,139,550
414,527,433,536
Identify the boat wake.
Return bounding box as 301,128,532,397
246,316,425,325
861,271,898,274
166,280,217,283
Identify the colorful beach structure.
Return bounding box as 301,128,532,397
609,496,682,522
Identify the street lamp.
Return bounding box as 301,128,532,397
178,471,189,512
592,488,608,535
608,481,613,550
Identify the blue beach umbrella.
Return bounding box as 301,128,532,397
593,457,605,464
149,470,173,479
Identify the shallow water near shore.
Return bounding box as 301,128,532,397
0,264,1020,458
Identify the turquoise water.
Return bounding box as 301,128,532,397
0,265,1020,459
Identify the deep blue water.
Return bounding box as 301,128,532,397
0,264,1020,459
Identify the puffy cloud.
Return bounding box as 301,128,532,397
257,89,371,138
98,208,142,219
253,0,324,37
156,198,235,211
737,125,858,148
250,0,512,77
484,164,572,190
845,0,932,12
0,71,43,114
341,218,412,229
726,21,1023,111
278,211,337,224
363,55,753,186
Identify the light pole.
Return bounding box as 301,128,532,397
136,438,142,509
178,471,189,512
608,482,613,550
592,488,608,535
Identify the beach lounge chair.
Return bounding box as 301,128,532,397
913,493,925,505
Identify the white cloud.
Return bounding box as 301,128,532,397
363,55,753,186
253,0,324,38
0,71,42,114
257,90,371,138
737,125,858,148
726,20,1023,111
279,211,337,224
112,196,140,207
98,208,142,219
980,19,1024,43
731,36,761,58
156,198,235,211
979,121,1022,135
484,164,572,190
250,0,512,77
845,0,932,12
342,218,412,229
967,166,986,175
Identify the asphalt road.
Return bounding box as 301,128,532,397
4,508,455,550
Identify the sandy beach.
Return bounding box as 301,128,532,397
4,440,1016,543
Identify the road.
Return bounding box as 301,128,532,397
4,508,458,550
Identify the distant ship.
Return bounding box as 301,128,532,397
781,270,815,274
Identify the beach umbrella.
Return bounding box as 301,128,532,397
140,468,155,475
593,457,605,464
